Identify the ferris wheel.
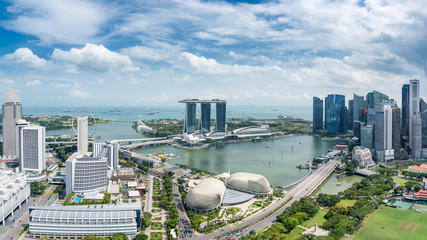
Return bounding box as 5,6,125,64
71,107,97,137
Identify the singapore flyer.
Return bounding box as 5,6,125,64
71,107,97,137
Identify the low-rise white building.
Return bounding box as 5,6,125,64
352,146,375,168
0,171,30,225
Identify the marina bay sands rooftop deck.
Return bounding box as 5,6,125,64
178,98,227,103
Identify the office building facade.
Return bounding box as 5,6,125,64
366,90,389,109
409,80,422,158
66,156,108,196
313,97,323,132
19,126,46,173
77,116,88,155
353,94,365,122
2,91,22,157
353,121,362,141
361,125,374,151
28,203,142,238
325,94,347,134
348,99,354,130
421,99,427,149
375,104,394,161
402,84,410,141
391,103,402,159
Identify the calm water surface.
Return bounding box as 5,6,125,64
135,135,335,187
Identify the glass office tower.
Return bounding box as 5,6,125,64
313,97,323,132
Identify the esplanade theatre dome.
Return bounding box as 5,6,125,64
226,172,271,194
185,178,226,211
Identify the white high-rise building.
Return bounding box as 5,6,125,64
19,125,46,173
77,116,88,155
65,156,108,196
375,103,394,161
409,80,422,158
92,142,106,158
2,91,22,158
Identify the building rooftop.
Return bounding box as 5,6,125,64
0,171,27,202
178,98,227,103
30,202,142,211
410,164,427,171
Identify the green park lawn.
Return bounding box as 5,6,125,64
353,206,427,240
301,209,328,228
392,176,409,186
150,232,162,240
286,227,305,240
337,199,357,208
152,208,161,213
151,221,162,230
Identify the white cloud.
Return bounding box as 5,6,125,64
51,82,71,88
52,43,138,72
3,0,113,45
25,80,41,87
70,89,92,98
4,48,48,69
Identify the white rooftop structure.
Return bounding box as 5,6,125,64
227,172,272,196
185,178,225,211
0,171,30,225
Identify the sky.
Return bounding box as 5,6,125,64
0,0,426,107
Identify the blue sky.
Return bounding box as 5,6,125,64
0,0,426,106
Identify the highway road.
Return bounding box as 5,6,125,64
193,160,338,240
1,185,56,240
172,182,194,239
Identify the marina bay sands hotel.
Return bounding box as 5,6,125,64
179,99,227,134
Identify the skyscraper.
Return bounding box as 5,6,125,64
313,97,323,132
421,99,427,149
325,94,347,134
402,84,410,142
215,102,226,132
409,80,422,158
184,103,197,134
375,103,394,161
19,125,46,173
199,103,211,133
2,91,22,157
361,125,374,150
348,99,354,130
366,90,389,109
353,94,365,122
391,102,402,160
77,116,88,155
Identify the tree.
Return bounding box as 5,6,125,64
111,233,127,240
283,218,299,231
134,234,148,240
83,235,96,240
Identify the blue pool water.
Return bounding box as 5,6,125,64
74,197,82,203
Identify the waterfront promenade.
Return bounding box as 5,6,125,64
194,160,338,240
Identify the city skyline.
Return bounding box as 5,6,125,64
0,1,427,106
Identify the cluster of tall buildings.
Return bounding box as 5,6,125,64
313,79,427,160
2,91,46,173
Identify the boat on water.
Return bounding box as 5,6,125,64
336,183,341,186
